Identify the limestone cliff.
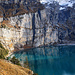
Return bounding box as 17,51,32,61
0,9,58,51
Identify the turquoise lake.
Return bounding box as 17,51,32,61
11,45,75,75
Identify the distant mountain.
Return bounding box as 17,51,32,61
45,1,75,43
40,0,75,8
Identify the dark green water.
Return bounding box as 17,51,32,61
10,45,75,75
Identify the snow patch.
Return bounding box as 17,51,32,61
40,0,53,4
57,0,74,7
59,7,65,10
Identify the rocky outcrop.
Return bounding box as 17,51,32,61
0,9,58,51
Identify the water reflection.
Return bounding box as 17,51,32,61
11,45,75,75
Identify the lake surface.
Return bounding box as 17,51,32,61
10,45,75,75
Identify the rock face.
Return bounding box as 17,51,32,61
0,1,75,51
0,9,58,51
45,2,75,44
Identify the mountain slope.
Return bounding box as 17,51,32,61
45,2,75,43
0,59,33,75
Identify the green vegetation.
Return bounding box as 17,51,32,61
33,73,38,75
0,42,5,49
10,56,21,66
0,43,9,59
10,56,38,74
0,42,38,75
0,24,6,28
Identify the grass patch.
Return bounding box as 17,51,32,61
0,43,9,59
0,59,33,75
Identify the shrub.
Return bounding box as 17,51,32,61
0,48,8,59
0,48,9,55
0,43,9,59
0,24,6,28
6,57,9,60
0,54,5,59
10,56,21,66
0,43,5,49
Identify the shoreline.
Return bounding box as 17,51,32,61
6,43,75,57
57,44,75,46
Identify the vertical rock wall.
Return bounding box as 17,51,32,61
0,9,58,51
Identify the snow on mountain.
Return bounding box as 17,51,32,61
40,0,53,4
59,7,65,10
40,0,75,7
56,0,74,7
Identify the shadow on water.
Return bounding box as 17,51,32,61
10,45,75,75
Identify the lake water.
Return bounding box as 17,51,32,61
10,45,75,75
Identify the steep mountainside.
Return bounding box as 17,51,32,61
0,7,58,51
0,0,75,51
0,59,33,75
45,2,75,43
